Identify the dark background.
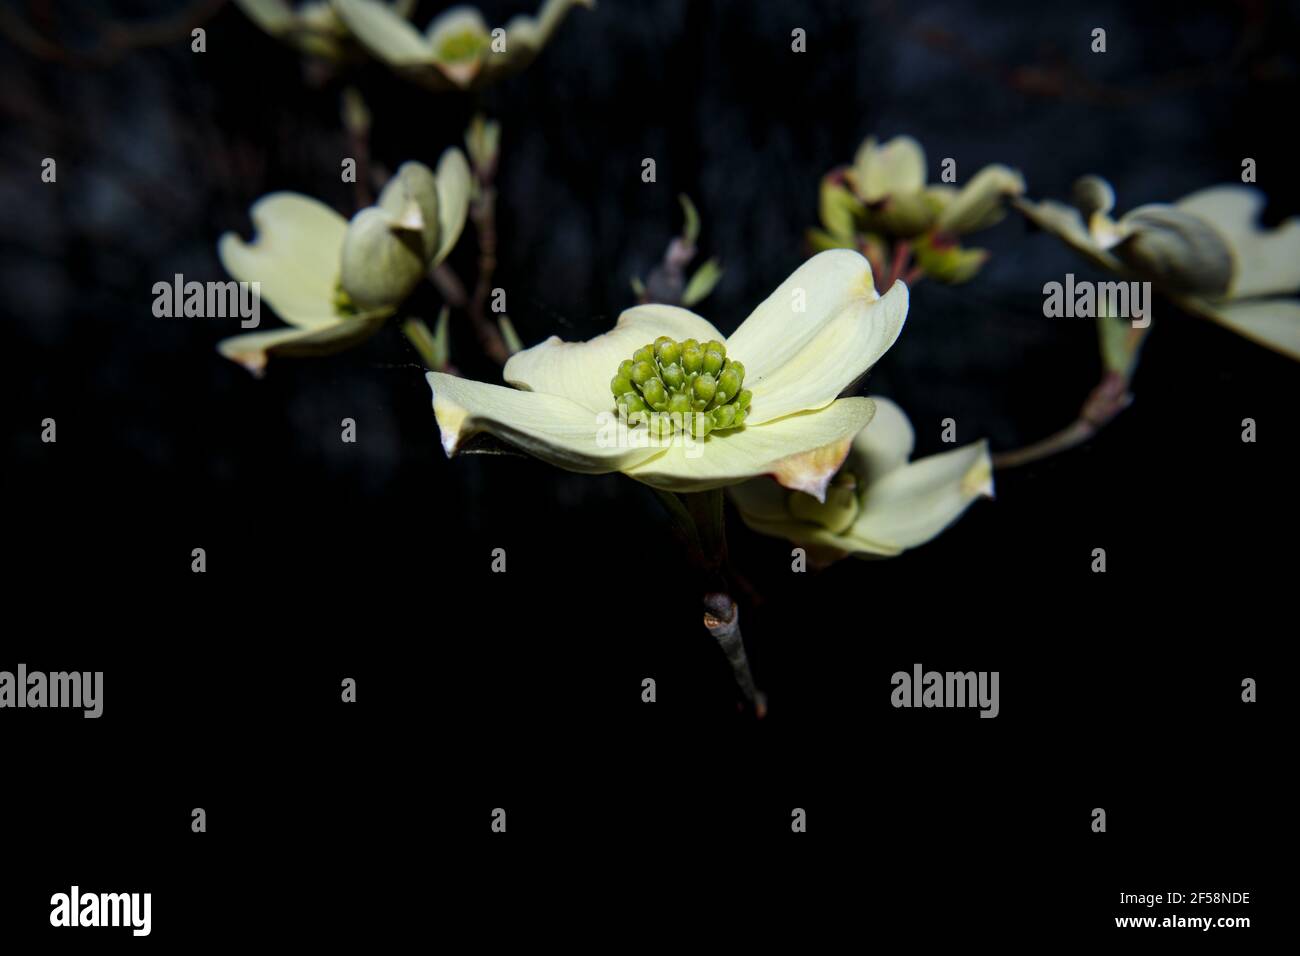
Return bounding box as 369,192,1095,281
2,0,1290,944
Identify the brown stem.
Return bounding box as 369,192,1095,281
429,262,469,309
885,240,912,290
340,88,372,210
702,593,767,719
992,371,1133,470
468,185,512,366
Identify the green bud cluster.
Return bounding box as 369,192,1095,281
610,336,752,438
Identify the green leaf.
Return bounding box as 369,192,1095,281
402,307,450,369
678,194,701,246
498,315,524,354
681,257,723,306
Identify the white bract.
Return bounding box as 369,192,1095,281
216,149,471,375
1018,177,1300,361
427,250,909,497
333,0,593,91
729,398,993,560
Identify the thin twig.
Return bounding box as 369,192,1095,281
703,593,767,719
429,262,470,309
992,370,1132,470
0,0,227,68
468,183,513,365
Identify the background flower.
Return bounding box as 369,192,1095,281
216,148,471,374
1018,178,1300,360
729,397,993,561
332,0,593,91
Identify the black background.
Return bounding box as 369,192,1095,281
3,0,1289,945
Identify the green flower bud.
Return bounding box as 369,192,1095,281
717,368,742,405
619,391,647,415
736,389,752,411
609,336,755,438
630,360,657,386
693,372,717,404
682,346,704,374
688,412,713,438
656,339,682,367
641,377,667,410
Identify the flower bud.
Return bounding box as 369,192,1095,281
717,367,742,404
641,377,667,410
692,372,717,404
630,360,657,386
656,339,682,367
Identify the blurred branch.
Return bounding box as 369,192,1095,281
468,178,513,366
0,0,227,69
878,0,1262,106
340,86,372,210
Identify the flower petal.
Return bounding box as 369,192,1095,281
843,396,914,480
503,304,724,413
1176,186,1300,299
425,5,490,45
427,372,665,473
848,135,926,203
1013,197,1124,273
425,6,489,85
849,440,994,551
622,396,876,496
728,478,900,558
218,193,348,330
727,251,906,425
1199,298,1300,362
934,164,1025,235
1113,205,1234,297
233,0,295,35
434,147,472,264
338,206,426,308
333,0,433,65
502,0,594,53
217,315,388,376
